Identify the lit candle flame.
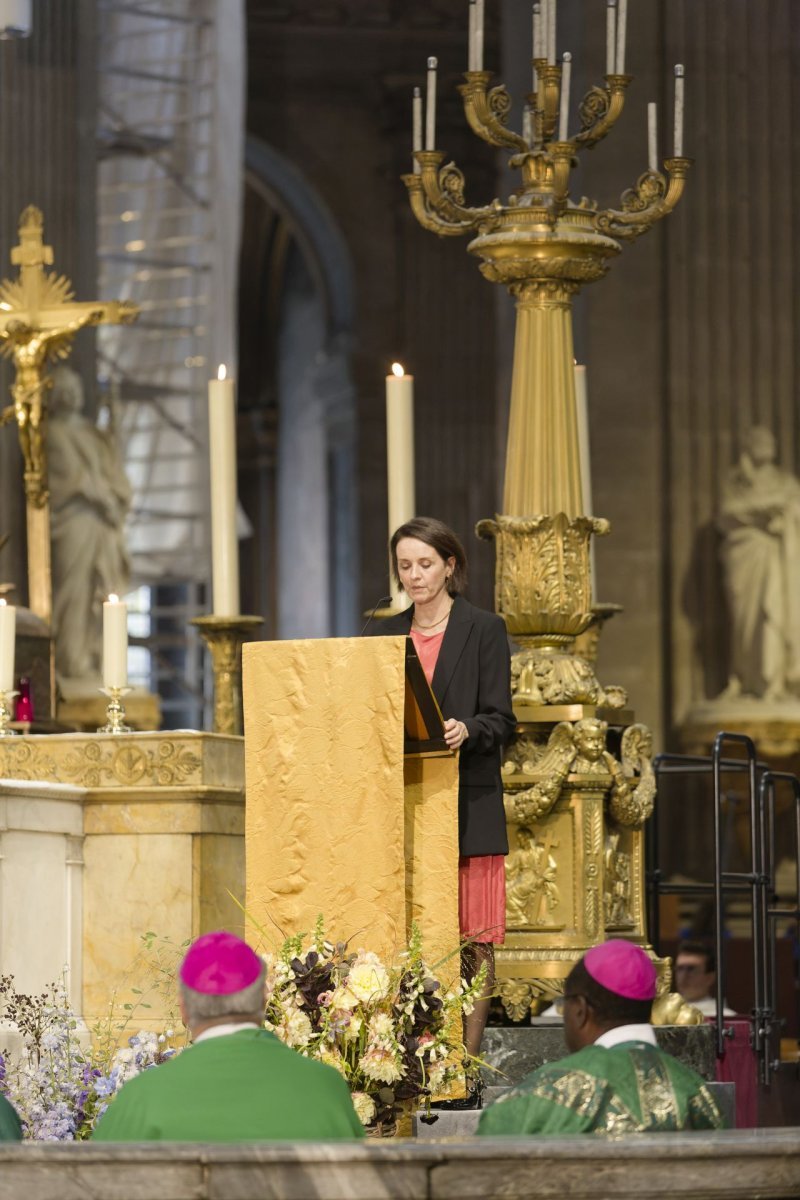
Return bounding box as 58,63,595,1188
391,362,404,378
108,593,119,604
217,364,227,382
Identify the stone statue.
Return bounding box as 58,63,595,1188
47,367,131,678
718,426,800,701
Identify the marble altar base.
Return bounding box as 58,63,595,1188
0,732,244,1034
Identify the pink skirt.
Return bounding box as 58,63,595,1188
458,854,506,944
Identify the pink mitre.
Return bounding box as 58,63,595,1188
584,939,656,1000
180,930,263,995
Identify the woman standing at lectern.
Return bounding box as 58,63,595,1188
372,517,515,1104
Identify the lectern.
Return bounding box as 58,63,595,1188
242,636,460,967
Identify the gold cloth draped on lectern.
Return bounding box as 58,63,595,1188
242,637,460,967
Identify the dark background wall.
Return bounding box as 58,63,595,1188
0,0,97,603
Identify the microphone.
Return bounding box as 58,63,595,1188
360,596,392,636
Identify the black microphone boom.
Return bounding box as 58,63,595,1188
360,596,393,636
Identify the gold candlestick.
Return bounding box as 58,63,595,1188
191,615,263,736
98,686,132,734
404,39,686,1013
0,690,18,737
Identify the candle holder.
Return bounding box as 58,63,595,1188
191,615,263,736
0,691,19,737
98,686,132,734
405,22,687,1016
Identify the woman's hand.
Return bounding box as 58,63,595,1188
444,718,469,750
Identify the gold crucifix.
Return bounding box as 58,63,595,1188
0,206,138,623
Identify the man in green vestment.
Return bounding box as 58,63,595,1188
0,1092,22,1141
478,939,726,1136
93,930,364,1142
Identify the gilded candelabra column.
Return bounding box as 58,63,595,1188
404,33,690,1012
191,615,263,736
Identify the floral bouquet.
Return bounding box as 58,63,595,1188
263,918,484,1130
0,972,179,1140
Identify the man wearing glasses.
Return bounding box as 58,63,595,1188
477,940,725,1135
673,941,735,1017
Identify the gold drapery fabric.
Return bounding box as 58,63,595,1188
243,636,459,968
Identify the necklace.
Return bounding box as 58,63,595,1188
412,604,453,631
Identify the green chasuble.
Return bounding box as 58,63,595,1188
0,1093,22,1141
478,1040,726,1136
93,1028,364,1142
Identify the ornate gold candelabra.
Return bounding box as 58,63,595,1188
404,25,689,1013
191,615,263,736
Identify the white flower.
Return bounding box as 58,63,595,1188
347,953,390,1004
427,1064,447,1092
351,1091,377,1125
360,1045,402,1084
314,1047,347,1077
330,984,359,1010
367,1013,394,1043
342,1014,362,1041
276,1007,312,1049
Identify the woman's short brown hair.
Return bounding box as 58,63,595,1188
390,517,468,596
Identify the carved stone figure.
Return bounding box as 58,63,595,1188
505,826,560,928
47,367,131,678
603,832,633,926
718,426,800,700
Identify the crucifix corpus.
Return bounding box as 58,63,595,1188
0,206,138,624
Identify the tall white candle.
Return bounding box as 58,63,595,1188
616,0,628,73
386,363,416,605
425,57,438,151
547,0,557,65
558,52,571,141
647,101,658,170
468,0,477,70
103,594,128,691
674,64,685,156
574,365,597,598
606,0,616,73
522,104,533,147
474,0,484,71
0,599,15,694
208,364,240,616
412,87,422,173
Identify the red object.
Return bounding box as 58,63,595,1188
584,939,657,1001
711,1017,759,1128
14,677,33,723
179,930,262,995
459,854,506,943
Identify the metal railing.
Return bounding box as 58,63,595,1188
647,732,799,1081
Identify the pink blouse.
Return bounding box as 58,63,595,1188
409,628,445,686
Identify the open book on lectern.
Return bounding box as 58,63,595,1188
403,637,450,757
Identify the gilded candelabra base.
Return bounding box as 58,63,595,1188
191,615,263,736
98,687,132,734
0,691,19,736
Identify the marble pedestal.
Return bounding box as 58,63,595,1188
0,732,245,1033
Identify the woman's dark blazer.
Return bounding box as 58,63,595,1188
370,595,516,857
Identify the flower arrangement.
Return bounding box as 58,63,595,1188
0,923,481,1138
263,918,484,1130
0,956,181,1140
